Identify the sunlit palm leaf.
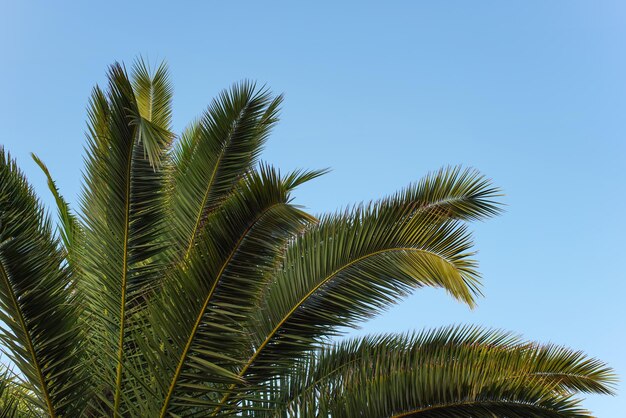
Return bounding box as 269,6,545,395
168,82,283,261
214,168,502,413
254,326,615,417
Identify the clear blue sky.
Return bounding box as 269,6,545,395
2,1,625,415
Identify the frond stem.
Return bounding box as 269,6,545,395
113,147,133,417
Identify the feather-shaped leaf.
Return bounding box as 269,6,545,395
254,326,615,418
0,150,86,417
168,82,283,261
214,167,501,413
154,166,324,417
77,61,173,416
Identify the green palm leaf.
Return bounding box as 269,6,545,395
30,154,79,261
155,165,325,417
168,82,283,261
213,167,502,413
77,60,173,416
255,326,615,417
0,151,86,417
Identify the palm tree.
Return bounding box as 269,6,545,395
0,60,615,417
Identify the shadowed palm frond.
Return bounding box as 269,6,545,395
77,60,173,416
0,151,86,417
154,165,325,417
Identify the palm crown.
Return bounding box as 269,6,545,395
0,60,615,417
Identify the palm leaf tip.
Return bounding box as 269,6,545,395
130,58,174,168
168,80,285,261
405,166,504,222
30,153,80,255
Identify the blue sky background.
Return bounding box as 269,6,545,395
1,1,625,415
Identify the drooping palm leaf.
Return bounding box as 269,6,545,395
213,168,502,413
251,326,615,417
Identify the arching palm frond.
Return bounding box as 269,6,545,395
154,165,325,417
213,168,503,414
253,326,615,418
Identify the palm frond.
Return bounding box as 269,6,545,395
30,153,80,267
77,61,173,416
254,326,615,418
213,167,501,413
167,82,283,261
0,150,86,417
154,165,322,417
